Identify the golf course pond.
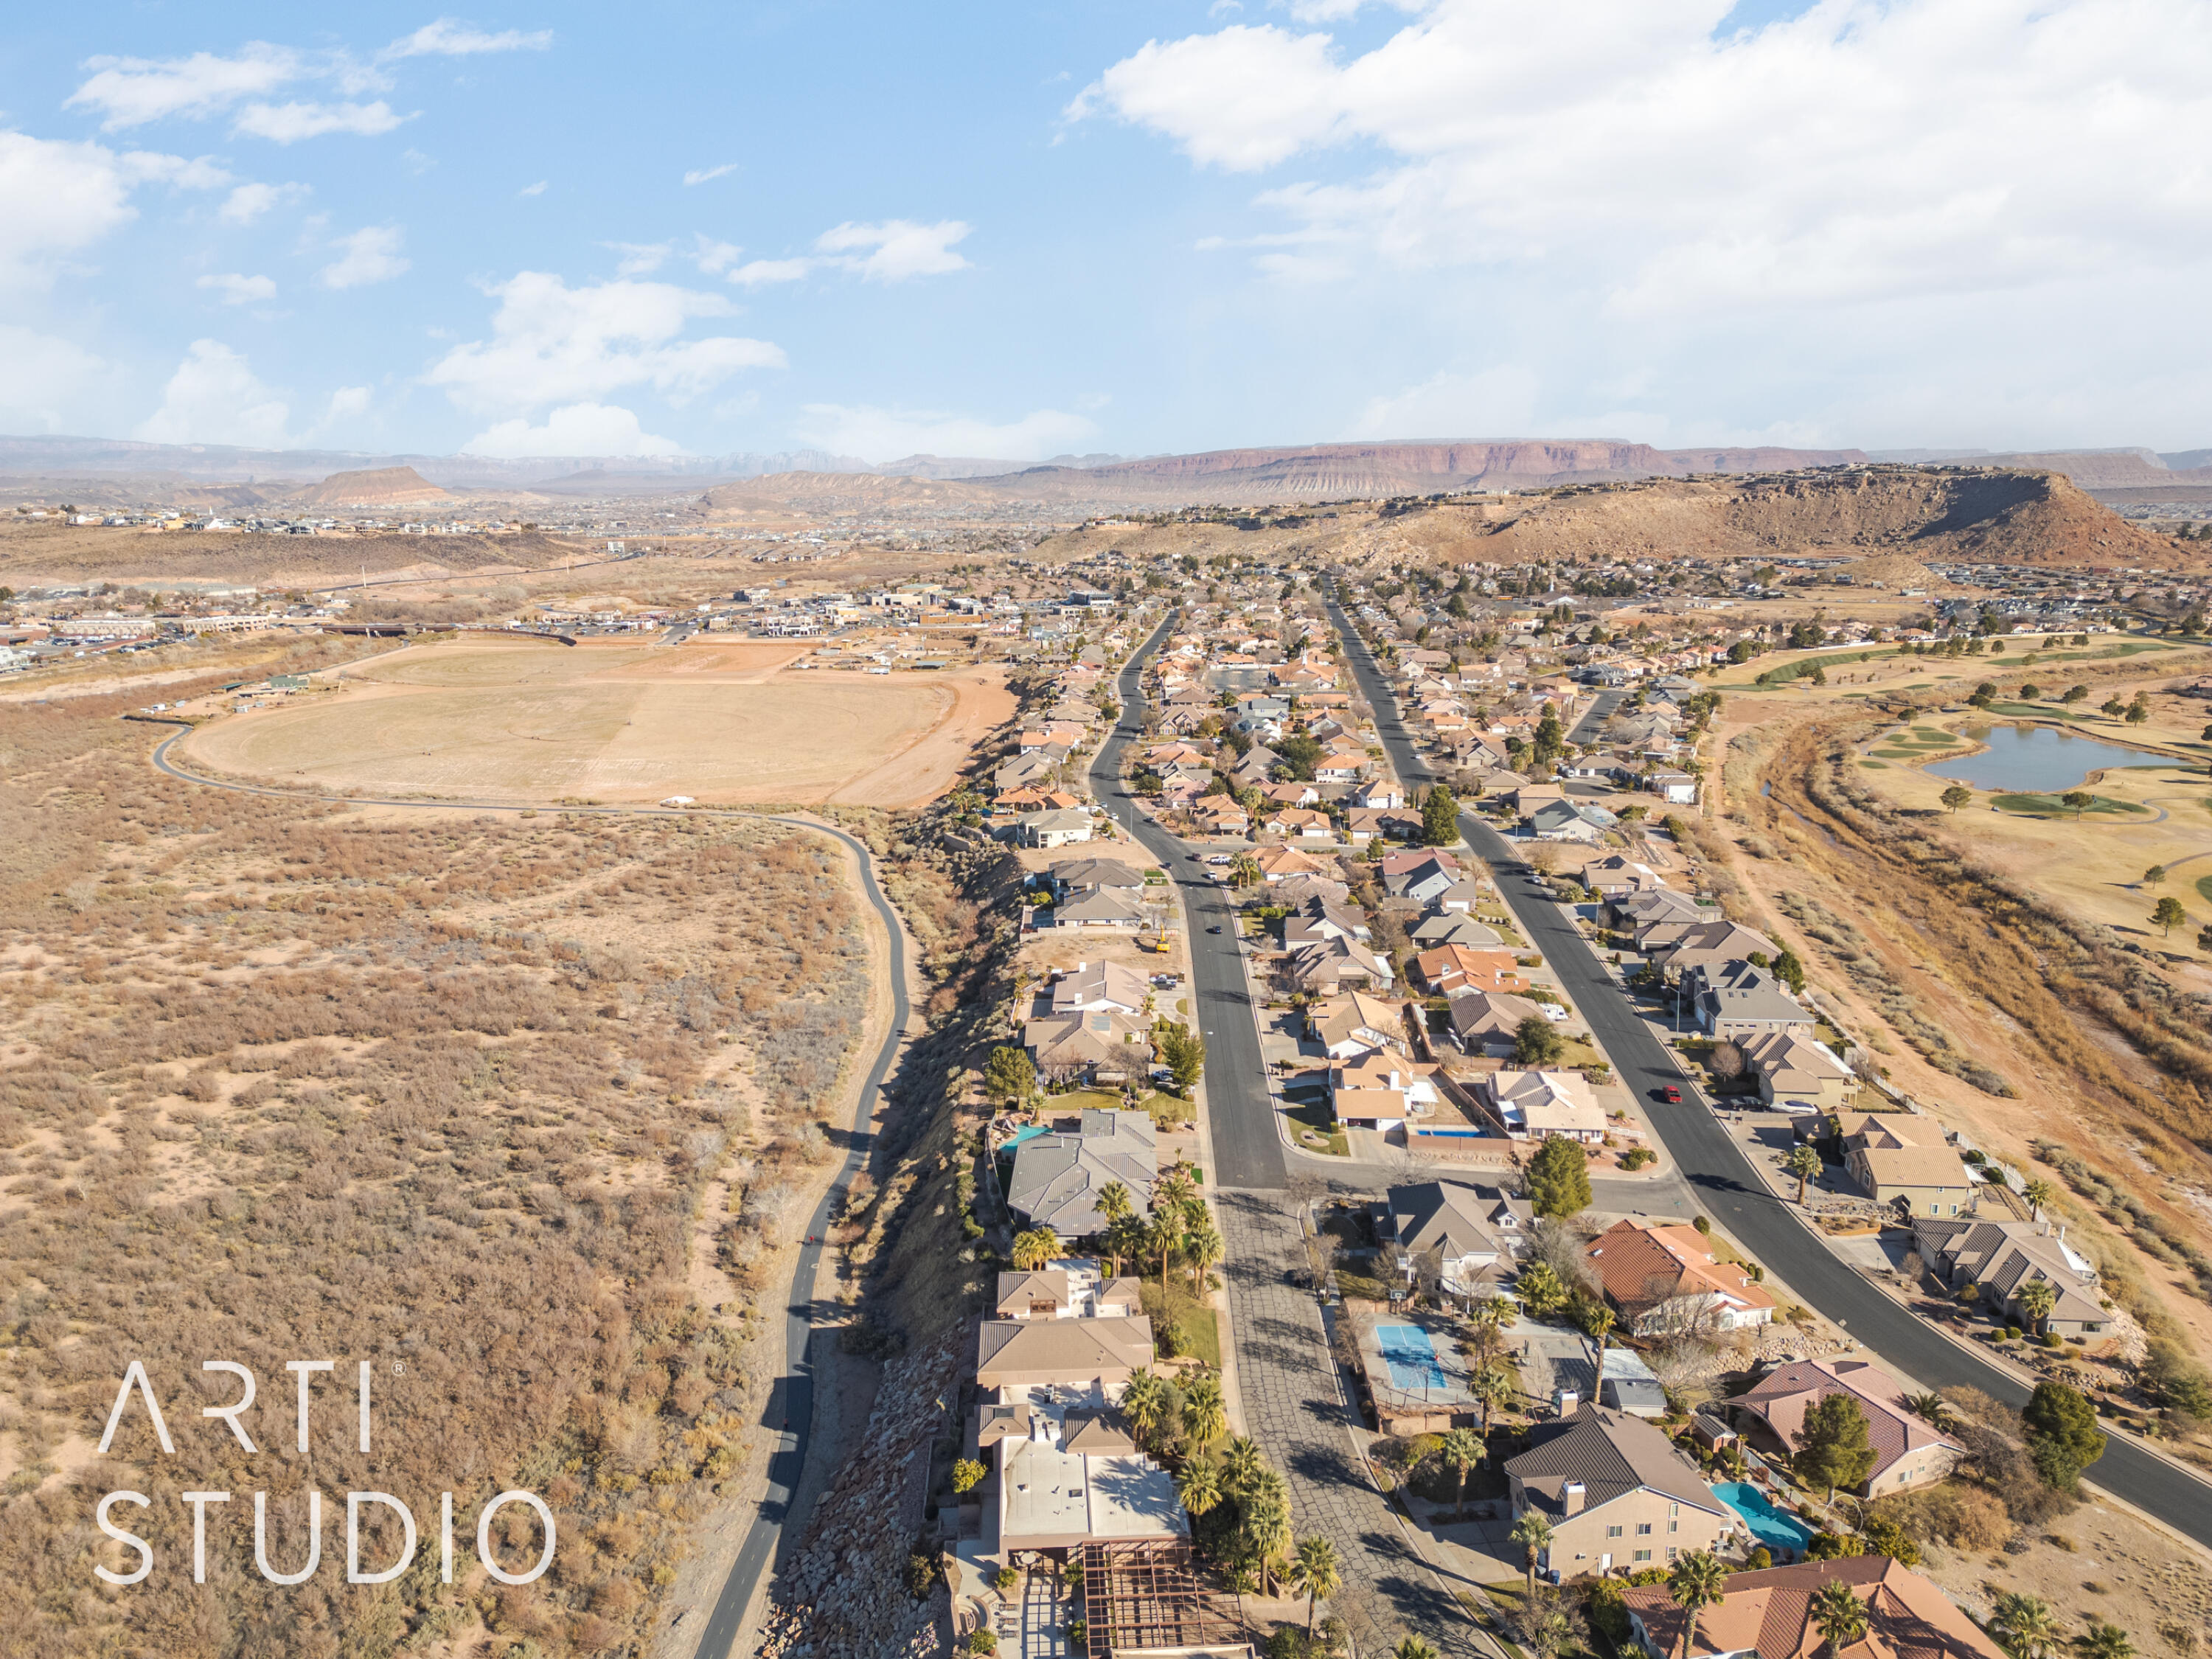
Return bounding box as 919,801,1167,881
1923,724,2166,793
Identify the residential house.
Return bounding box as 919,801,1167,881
1506,1404,1738,1576
1354,780,1407,810
1612,887,1713,950
1622,1556,2006,1659
1282,897,1371,950
1653,920,1781,984
1265,806,1336,841
1252,845,1326,882
1730,1359,1961,1497
1529,799,1616,843
1257,780,1322,808
1836,1112,1973,1218
1413,911,1504,948
1018,807,1096,849
1050,888,1148,928
1448,990,1551,1057
1411,945,1528,998
1189,797,1251,836
1581,856,1668,900
1051,857,1147,898
1307,991,1411,1059
1005,1110,1160,1237
1739,1032,1856,1114
1433,876,1489,913
1649,771,1700,805
1022,1009,1155,1085
1287,936,1394,996
1598,1349,1669,1419
1376,1180,1531,1301
1050,959,1150,1016
1584,1220,1777,1335
1691,962,1812,1041
1329,1051,1439,1134
1911,1215,2107,1336
995,1260,1143,1322
1478,1069,1607,1142
1381,849,1461,903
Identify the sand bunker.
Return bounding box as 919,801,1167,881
184,636,1012,807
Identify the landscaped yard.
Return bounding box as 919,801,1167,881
1284,1091,1349,1157
1140,1276,1221,1369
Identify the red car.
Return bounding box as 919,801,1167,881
1655,1085,1683,1104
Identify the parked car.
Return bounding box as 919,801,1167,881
1654,1085,1682,1103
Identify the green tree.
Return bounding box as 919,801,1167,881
1183,1373,1228,1447
1439,1427,1483,1521
1276,734,1324,780
1941,784,1973,813
2197,923,2212,953
1289,1535,1342,1638
1772,948,1807,994
1516,1259,1568,1316
1230,852,1263,887
985,1045,1037,1106
1509,1510,1554,1596
2062,685,2089,704
1175,1458,1221,1519
1793,1391,1877,1500
1513,1013,1565,1066
2016,1277,2057,1336
2062,790,2093,819
1527,1135,1593,1217
1786,1144,1823,1204
1157,1022,1207,1093
1012,1226,1061,1270
2021,1178,2055,1216
2153,896,2187,937
1667,1551,1730,1659
2079,1627,2135,1659
1121,1370,1171,1447
2022,1379,2106,1489
1969,681,1997,708
1809,1582,1869,1656
2145,865,2167,885
1470,1359,1517,1439
1183,1208,1225,1292
1532,706,1566,766
1396,1641,1439,1659
1992,1594,2062,1659
1422,785,1461,846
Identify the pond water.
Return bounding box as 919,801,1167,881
1922,724,2163,793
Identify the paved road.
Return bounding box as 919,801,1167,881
1094,616,1288,1192
1565,688,1625,746
1321,585,2212,1553
145,730,915,1657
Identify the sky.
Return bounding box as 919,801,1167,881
1,1,2208,465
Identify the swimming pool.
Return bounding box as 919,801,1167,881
1712,1481,1815,1553
998,1124,1051,1152
1375,1324,1450,1391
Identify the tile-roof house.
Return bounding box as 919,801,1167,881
1622,1555,2006,1659
1051,857,1147,895
1018,807,1096,848
1653,919,1778,982
1834,1112,1972,1219
1506,1404,1737,1577
1691,961,1813,1041
1478,1068,1607,1142
1414,911,1505,948
1051,887,1147,928
1739,1032,1857,1115
1378,1180,1531,1299
1584,1220,1776,1335
1005,1109,1160,1237
1050,959,1150,1015
1023,1009,1155,1082
1910,1215,2106,1335
1727,1358,1961,1498
1307,991,1411,1059
1448,989,1551,1057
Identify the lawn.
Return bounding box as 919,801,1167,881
1140,1277,1221,1369
1989,792,2150,816
1284,1093,1350,1157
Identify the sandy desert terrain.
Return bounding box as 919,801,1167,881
181,635,1015,807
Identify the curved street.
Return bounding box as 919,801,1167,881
145,729,914,1659
1318,583,2212,1554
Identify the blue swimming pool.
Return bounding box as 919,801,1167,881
998,1124,1051,1152
1712,1482,1815,1553
1375,1324,1449,1391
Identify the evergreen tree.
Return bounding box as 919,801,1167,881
1421,785,1461,846
1527,1135,1592,1217
1792,1392,1877,1500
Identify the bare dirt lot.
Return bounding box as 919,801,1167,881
181,635,1015,807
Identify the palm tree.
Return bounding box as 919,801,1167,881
1098,1178,1133,1234
1904,1392,1954,1433
1011,1226,1061,1271
1585,1302,1615,1381
2022,1178,2055,1218
1288,1535,1342,1637
1510,1509,1554,1596
2017,1277,2057,1337
1470,1360,1517,1441
1221,1435,1265,1495
1396,1640,1439,1659
1464,1294,1514,1364
1243,1470,1293,1596
1786,1144,1823,1204
2079,1626,2134,1659
1992,1594,2062,1659
1183,1210,1225,1293
1810,1582,1869,1657
1440,1427,1483,1522
1668,1551,1729,1659
1175,1458,1221,1520
1121,1370,1169,1449
1182,1374,1227,1448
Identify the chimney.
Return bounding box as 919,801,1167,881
1563,1482,1586,1517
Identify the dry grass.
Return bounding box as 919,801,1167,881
0,669,872,1658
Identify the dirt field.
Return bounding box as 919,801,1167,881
181,635,1015,807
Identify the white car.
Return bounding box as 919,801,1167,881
1543,1003,1571,1022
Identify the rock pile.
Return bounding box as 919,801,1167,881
753,1325,971,1659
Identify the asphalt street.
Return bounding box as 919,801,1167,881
1319,585,2212,1552
145,730,915,1658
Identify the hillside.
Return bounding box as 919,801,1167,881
285,465,452,507
1335,467,2181,571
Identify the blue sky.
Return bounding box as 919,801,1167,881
2,1,2207,463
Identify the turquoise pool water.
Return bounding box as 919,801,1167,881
1924,724,2163,793
998,1124,1051,1152
1375,1324,1449,1391
1713,1481,1815,1552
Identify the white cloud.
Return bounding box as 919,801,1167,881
814,218,973,282
729,257,815,287
692,237,743,274
381,20,554,60
68,44,304,130
218,179,308,223
313,384,374,434
791,403,1098,463
426,271,785,415
318,225,410,289
1074,0,2212,316
0,326,109,431
1349,365,1540,439
463,401,686,457
198,271,276,305
684,162,739,186
233,100,406,142
518,178,547,197
607,241,671,276
0,131,219,291
136,339,290,445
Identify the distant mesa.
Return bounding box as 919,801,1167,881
285,466,453,507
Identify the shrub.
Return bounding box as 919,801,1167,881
969,1632,999,1655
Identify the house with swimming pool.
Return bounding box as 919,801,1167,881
1505,1403,1739,1577
1728,1357,1961,1498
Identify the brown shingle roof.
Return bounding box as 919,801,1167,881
1505,1403,1725,1517
1622,1555,2004,1659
